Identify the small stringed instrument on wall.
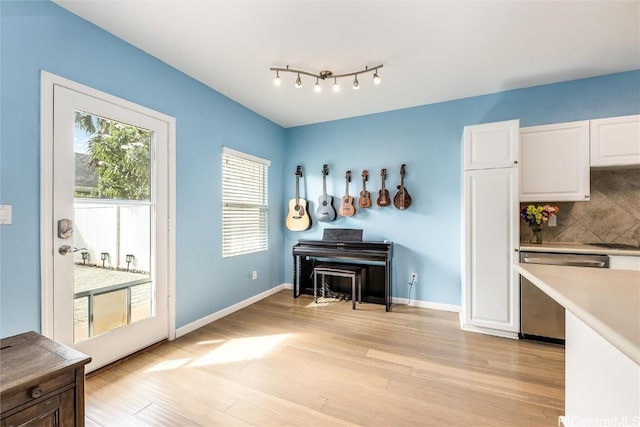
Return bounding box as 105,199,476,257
393,164,412,210
377,168,391,207
286,165,311,231
339,170,356,217
358,170,372,208
316,164,337,222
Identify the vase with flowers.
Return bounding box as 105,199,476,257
520,204,559,244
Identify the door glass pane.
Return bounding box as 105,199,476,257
73,111,153,343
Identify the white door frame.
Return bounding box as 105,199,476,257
40,70,176,343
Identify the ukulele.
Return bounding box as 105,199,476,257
393,164,412,210
316,164,337,222
358,170,372,208
339,170,356,217
285,165,311,231
377,168,391,207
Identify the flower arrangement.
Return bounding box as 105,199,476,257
520,204,559,244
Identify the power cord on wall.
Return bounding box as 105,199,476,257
407,277,415,305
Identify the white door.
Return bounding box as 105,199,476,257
41,72,175,372
463,167,520,334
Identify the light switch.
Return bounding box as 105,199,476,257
0,205,12,224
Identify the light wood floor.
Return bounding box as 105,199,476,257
85,290,565,426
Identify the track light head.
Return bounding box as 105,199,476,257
295,73,302,89
373,70,381,85
314,78,322,93
333,78,340,93
274,71,281,86
353,74,359,90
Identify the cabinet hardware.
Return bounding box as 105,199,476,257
30,387,43,399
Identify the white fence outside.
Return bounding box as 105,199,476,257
73,200,151,272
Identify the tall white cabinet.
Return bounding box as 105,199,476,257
462,120,520,338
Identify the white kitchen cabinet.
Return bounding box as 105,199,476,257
520,120,590,202
463,120,519,170
590,115,640,167
564,311,640,426
462,120,520,338
608,255,640,271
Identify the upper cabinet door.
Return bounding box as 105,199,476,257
463,120,519,170
590,115,640,167
520,120,590,202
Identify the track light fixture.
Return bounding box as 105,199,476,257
373,71,381,85
270,64,383,93
333,78,340,93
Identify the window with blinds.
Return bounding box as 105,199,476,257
222,147,270,258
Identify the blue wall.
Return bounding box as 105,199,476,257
284,71,640,306
0,0,285,337
1,1,638,338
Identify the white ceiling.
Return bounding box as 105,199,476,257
53,0,640,128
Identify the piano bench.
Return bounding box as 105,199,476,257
313,264,363,309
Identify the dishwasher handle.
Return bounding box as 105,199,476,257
522,257,607,268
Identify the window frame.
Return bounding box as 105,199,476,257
221,147,270,258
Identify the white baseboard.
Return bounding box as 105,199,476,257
391,296,460,313
176,283,290,338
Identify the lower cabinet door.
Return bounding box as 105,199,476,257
463,167,520,334
3,389,75,427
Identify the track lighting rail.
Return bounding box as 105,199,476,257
270,64,383,91
269,64,383,80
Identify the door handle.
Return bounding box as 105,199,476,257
58,245,73,255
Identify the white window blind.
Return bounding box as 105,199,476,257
222,147,269,258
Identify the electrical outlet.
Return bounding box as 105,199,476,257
252,270,258,280
410,272,417,283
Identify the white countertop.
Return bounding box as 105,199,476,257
520,242,640,256
514,263,640,365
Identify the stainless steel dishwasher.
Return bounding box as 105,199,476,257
519,251,609,343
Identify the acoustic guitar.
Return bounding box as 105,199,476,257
339,170,356,217
285,165,311,231
393,164,412,210
358,170,372,208
377,168,391,207
316,164,337,222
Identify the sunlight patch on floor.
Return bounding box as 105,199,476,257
188,334,290,367
306,297,344,307
145,334,291,372
146,357,191,372
196,339,225,345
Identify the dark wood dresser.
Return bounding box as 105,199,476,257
0,331,91,427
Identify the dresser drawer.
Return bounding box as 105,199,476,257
1,370,74,413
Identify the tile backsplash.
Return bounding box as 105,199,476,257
520,168,640,246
